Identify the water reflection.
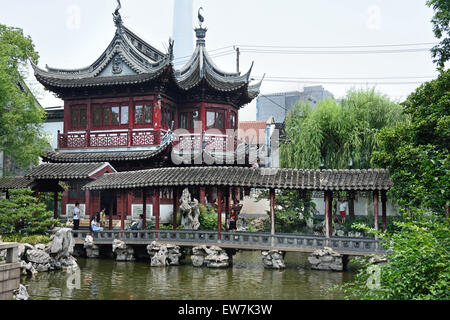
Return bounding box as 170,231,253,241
22,251,352,300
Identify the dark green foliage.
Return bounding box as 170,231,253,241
0,24,48,170
426,0,450,68
256,190,316,233
198,204,225,231
331,213,449,300
0,189,59,235
373,69,449,215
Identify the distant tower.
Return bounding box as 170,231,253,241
173,0,194,67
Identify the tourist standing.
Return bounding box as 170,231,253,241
73,203,81,230
99,208,106,227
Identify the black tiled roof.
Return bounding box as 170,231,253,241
83,167,392,192
25,163,114,180
44,143,171,163
0,177,33,191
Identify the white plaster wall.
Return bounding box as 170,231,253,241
43,121,64,150
131,204,173,224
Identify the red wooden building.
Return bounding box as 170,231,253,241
31,10,263,223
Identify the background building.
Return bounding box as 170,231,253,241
256,86,334,123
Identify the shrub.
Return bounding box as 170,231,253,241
0,189,60,236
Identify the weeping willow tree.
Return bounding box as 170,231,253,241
281,88,406,170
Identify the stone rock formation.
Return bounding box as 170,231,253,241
308,247,343,271
261,250,286,269
17,228,78,275
191,246,230,268
83,235,100,258
13,284,29,300
112,239,135,261
147,241,182,267
179,188,201,230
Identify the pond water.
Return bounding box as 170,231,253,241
21,251,354,300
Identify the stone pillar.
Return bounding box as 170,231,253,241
112,239,135,261
308,247,344,271
84,235,100,258
261,250,286,269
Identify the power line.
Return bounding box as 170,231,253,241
236,42,438,49
240,48,431,55
255,75,436,80
253,77,427,85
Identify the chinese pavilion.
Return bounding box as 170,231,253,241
30,6,263,223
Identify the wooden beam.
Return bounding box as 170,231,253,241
109,190,114,231
199,186,206,205
173,187,179,230
53,191,59,219
143,188,147,230
381,191,387,232
217,188,223,241
270,188,276,238
373,191,379,235
325,191,333,238
153,187,160,231
120,190,125,231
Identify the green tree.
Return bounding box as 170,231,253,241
373,69,449,215
332,212,449,300
280,88,405,170
426,0,450,68
0,189,59,235
0,24,48,171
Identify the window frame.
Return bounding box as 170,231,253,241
70,105,88,130
92,103,130,129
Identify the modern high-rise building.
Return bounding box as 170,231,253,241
256,86,334,123
172,0,194,67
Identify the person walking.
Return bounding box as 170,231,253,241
73,203,81,230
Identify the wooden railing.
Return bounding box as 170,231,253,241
58,130,162,149
172,134,238,152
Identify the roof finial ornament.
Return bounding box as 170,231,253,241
113,0,123,27
198,7,205,28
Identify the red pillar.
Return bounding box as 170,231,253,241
270,188,276,238
53,192,59,219
154,96,162,145
325,191,333,238
153,188,160,231
142,188,147,230
84,189,90,219
199,187,206,205
225,188,231,232
109,190,114,230
373,191,379,234
381,191,387,232
217,188,223,241
173,187,179,230
120,191,125,231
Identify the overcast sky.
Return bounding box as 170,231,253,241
0,0,442,121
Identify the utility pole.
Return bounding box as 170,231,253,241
235,46,240,73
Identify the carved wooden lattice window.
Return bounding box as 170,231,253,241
70,106,87,129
